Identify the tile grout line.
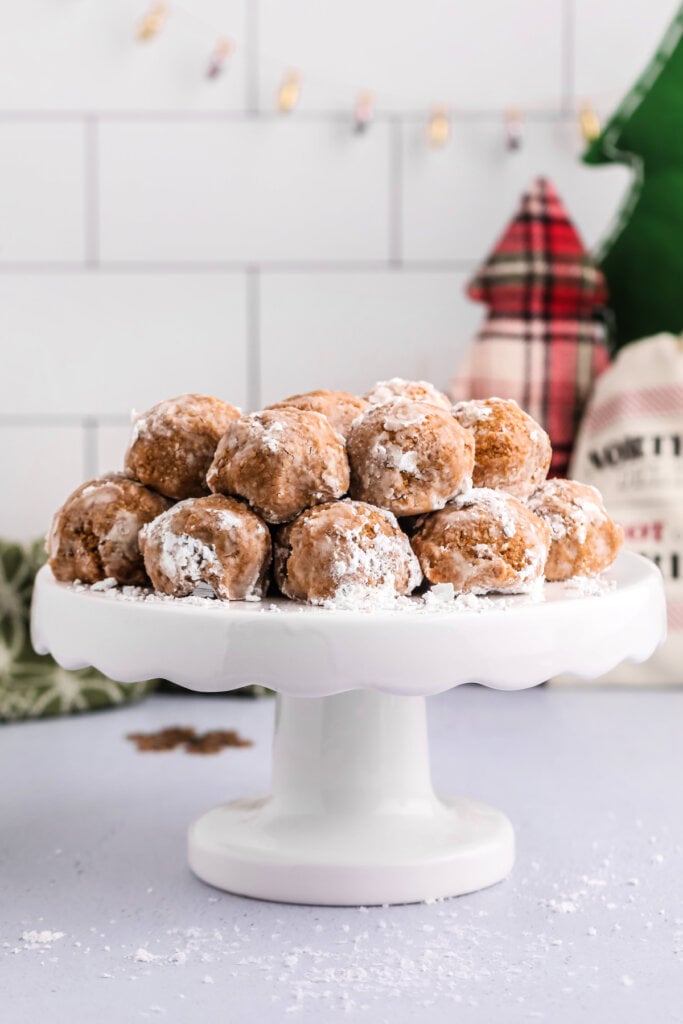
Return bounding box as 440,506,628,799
0,260,478,274
245,0,260,115
0,109,581,123
84,115,99,267
389,118,403,267
246,266,261,412
82,416,99,477
561,0,576,114
0,414,131,426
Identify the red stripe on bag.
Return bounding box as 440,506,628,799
667,602,683,632
584,386,683,434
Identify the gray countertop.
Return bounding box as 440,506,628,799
2,687,683,1023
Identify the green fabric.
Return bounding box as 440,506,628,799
583,6,683,351
0,539,156,721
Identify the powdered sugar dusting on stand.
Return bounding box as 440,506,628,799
31,552,665,906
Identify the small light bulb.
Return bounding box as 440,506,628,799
505,109,523,151
354,91,374,134
428,106,450,147
277,71,301,114
206,37,235,79
580,102,601,143
136,2,168,42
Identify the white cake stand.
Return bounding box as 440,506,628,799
31,552,665,906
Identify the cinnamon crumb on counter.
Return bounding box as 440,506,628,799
127,726,252,754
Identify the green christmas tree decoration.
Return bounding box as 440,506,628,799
0,539,156,721
583,6,683,351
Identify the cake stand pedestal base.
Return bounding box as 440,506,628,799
31,554,666,906
188,690,514,906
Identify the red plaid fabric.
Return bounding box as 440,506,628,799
450,178,611,476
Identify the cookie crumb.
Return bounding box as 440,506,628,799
127,726,252,754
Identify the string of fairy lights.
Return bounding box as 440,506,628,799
135,1,604,148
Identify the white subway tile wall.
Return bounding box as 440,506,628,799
0,426,85,541
259,272,478,406
98,121,392,262
0,0,675,538
257,0,566,111
0,274,248,416
96,425,139,478
574,0,680,100
0,0,248,111
0,122,87,263
400,120,632,261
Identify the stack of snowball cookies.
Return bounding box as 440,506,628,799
48,381,624,607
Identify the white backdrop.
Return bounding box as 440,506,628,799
0,0,677,538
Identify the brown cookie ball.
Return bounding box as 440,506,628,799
140,495,271,601
48,474,170,586
274,499,422,606
124,394,241,500
452,398,551,499
207,408,350,524
346,398,474,516
411,488,551,595
364,377,451,411
527,479,624,581
265,389,369,440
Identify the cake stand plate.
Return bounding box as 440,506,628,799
31,553,665,905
